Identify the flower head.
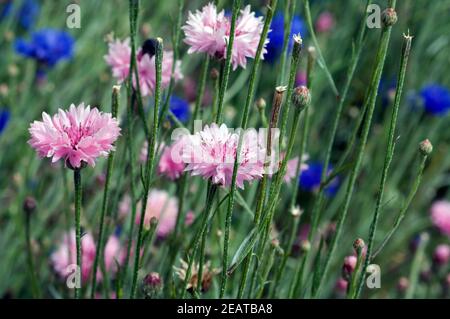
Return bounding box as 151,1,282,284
174,259,220,293
433,244,450,265
169,95,190,123
0,108,10,135
15,29,74,67
104,37,182,96
430,200,450,236
182,3,266,70
265,13,306,63
28,103,121,169
299,161,340,196
103,235,126,275
316,11,335,33
182,123,265,189
1,0,39,30
158,138,186,181
50,230,96,283
420,84,450,116
136,189,179,237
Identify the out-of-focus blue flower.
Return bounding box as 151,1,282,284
15,28,74,67
169,95,190,123
379,78,396,107
0,108,11,135
420,84,450,116
0,1,13,20
265,13,306,63
17,0,40,30
0,0,39,30
299,162,339,196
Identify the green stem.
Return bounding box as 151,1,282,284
25,210,40,298
181,185,218,298
214,0,241,124
311,4,396,297
130,37,163,299
191,55,210,130
354,33,412,299
158,0,184,129
405,233,429,299
302,0,339,97
372,155,428,258
277,0,295,85
269,212,301,297
74,168,82,299
220,0,276,298
300,1,372,290
90,86,120,298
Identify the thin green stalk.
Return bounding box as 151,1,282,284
354,33,413,299
301,2,372,287
256,240,279,298
277,0,295,85
90,86,120,298
269,210,301,297
191,55,210,131
277,33,302,150
289,45,316,209
158,0,184,129
73,168,82,299
181,185,218,298
25,208,40,298
311,4,396,297
214,0,241,124
405,232,429,299
302,0,338,97
120,87,139,296
130,37,163,299
372,154,429,258
220,0,277,298
348,247,365,298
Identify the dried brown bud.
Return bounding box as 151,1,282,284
23,196,37,215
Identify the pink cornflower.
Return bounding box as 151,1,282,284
51,230,96,283
136,189,179,238
285,154,309,183
182,123,265,189
157,138,186,180
103,235,126,274
104,38,132,83
316,11,335,33
430,200,450,236
182,3,267,70
28,103,121,169
104,37,182,96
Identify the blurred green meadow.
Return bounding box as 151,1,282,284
0,0,449,299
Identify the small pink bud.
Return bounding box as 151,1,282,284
397,277,409,292
335,278,348,293
316,11,335,33
343,255,358,274
433,244,450,265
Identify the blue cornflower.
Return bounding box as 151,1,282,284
0,1,13,21
0,0,39,30
265,13,307,63
0,108,11,135
299,162,339,196
420,84,450,116
15,28,74,67
17,0,40,30
169,95,190,123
